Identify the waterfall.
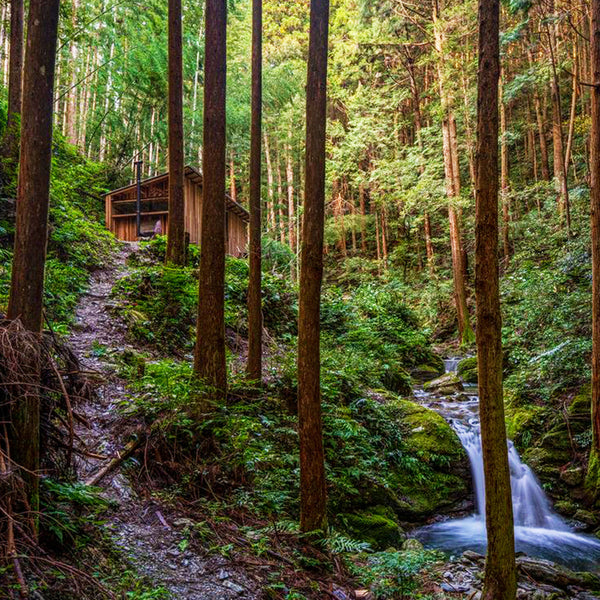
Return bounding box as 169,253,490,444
415,359,600,571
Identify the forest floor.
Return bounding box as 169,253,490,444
63,242,600,600
69,242,263,599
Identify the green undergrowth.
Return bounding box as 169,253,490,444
0,110,116,330
117,358,467,531
112,236,440,395
6,479,168,599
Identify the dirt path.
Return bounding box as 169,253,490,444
69,243,259,600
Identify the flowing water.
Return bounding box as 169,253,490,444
415,359,600,571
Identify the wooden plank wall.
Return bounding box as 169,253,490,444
183,178,202,244
227,212,248,257
107,177,247,255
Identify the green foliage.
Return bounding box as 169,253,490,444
41,480,109,547
501,191,592,402
0,108,116,328
349,549,443,599
125,360,467,532
111,255,298,353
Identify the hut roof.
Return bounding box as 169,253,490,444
104,165,249,223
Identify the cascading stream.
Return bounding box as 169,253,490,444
415,359,600,571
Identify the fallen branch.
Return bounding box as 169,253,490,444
85,435,145,487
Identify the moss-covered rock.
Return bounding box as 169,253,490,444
561,467,584,487
412,353,445,383
390,399,471,519
380,364,413,396
505,404,548,444
569,385,591,417
339,507,405,550
457,356,478,384
423,373,464,395
554,500,578,516
574,509,599,527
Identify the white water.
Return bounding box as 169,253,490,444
415,359,600,571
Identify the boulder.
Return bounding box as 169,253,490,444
339,507,405,550
516,556,600,592
402,538,424,552
380,364,413,396
423,373,464,395
412,354,445,383
561,467,585,488
573,509,600,527
390,399,471,519
457,356,478,384
554,500,578,517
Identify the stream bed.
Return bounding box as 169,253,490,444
413,359,600,572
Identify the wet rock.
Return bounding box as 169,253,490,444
457,357,478,384
402,538,424,551
574,509,599,527
412,359,445,384
424,373,464,395
516,556,600,591
561,468,585,487
554,500,578,517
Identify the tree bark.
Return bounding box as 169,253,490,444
475,1,517,597
547,12,571,231
166,0,186,265
1,0,24,162
246,0,263,383
264,131,276,232
500,69,511,263
433,0,474,346
194,0,227,393
424,212,435,275
65,0,79,146
588,0,600,500
286,131,296,252
359,182,367,251
230,150,237,201
298,0,329,535
7,0,61,513
564,43,579,176
276,143,286,244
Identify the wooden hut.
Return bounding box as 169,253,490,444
104,165,249,257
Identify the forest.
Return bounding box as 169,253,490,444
4,0,600,598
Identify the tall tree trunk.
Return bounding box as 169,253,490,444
1,0,24,162
359,182,367,251
475,1,517,597
190,28,202,158
7,0,61,513
298,0,329,535
264,131,276,232
564,44,579,175
588,0,600,501
166,0,186,265
230,150,237,201
424,212,435,275
276,143,286,244
286,131,296,252
500,69,511,262
66,0,79,145
247,0,263,382
547,13,571,231
527,42,551,181
194,0,227,393
433,0,474,346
